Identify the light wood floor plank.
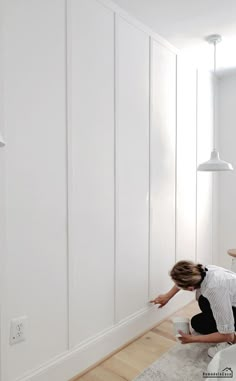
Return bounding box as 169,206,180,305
102,356,138,381
79,366,127,381
116,332,175,371
73,301,197,381
151,320,176,341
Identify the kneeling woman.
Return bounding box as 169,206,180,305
150,261,236,357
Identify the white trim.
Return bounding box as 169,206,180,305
114,12,118,324
14,294,194,381
113,13,118,324
148,36,152,300
65,0,73,350
95,0,178,54
195,69,198,263
175,54,178,264
64,0,70,352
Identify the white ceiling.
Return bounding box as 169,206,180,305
113,0,236,76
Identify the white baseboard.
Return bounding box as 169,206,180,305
16,293,194,381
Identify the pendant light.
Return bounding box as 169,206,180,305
197,34,233,172
0,132,5,147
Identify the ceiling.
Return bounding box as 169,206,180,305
113,0,236,76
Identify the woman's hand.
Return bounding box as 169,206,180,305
150,294,170,308
177,330,195,344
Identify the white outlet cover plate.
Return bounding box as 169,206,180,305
10,316,28,345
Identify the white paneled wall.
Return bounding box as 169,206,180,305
0,0,215,380
176,56,197,263
69,0,115,347
115,16,149,322
149,40,176,297
218,74,236,269
0,3,6,379
2,0,68,380
197,70,214,265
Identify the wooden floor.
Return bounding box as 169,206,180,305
73,301,200,381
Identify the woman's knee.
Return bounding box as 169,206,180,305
191,312,217,334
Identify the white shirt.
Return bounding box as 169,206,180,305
199,265,236,334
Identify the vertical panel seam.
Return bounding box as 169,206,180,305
113,12,117,325
211,77,215,265
148,37,152,300
175,54,178,265
195,70,198,263
65,0,71,350
211,173,214,265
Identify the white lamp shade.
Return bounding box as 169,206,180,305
0,132,5,147
197,150,234,171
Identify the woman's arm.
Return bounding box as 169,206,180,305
167,285,180,298
150,285,180,308
179,330,235,344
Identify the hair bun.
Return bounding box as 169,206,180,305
197,264,208,281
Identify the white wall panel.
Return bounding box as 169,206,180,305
149,40,176,298
115,17,149,322
0,4,6,378
218,75,236,269
197,70,213,265
69,0,115,345
3,1,67,380
176,56,197,263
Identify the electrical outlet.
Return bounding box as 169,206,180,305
10,316,28,345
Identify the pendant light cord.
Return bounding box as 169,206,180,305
198,35,233,170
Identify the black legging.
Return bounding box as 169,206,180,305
191,295,236,334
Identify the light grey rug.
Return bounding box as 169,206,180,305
134,343,212,381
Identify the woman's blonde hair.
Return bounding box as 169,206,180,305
170,260,204,289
